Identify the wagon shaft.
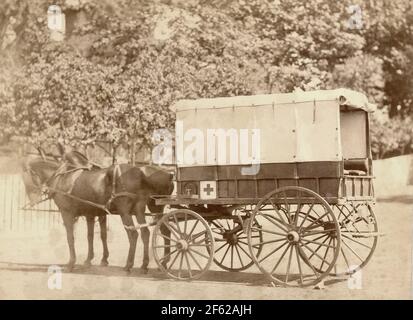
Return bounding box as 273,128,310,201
343,231,385,238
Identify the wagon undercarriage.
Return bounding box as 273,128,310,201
151,186,379,288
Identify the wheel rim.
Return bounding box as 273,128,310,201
152,209,214,280
208,210,263,272
247,186,341,287
331,203,378,276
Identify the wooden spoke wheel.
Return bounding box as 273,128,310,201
208,207,263,272
247,186,341,287
152,209,214,280
330,203,378,276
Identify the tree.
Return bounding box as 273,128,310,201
0,0,412,159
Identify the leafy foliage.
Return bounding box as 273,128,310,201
0,0,412,159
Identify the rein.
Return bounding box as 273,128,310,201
46,185,113,215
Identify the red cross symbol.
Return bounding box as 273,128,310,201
203,184,214,196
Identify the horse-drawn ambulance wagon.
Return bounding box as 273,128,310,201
152,88,379,287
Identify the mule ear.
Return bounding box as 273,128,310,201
37,147,46,160
56,142,65,156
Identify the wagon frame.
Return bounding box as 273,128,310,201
151,89,379,287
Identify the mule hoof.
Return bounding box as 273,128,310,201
124,265,132,273
83,260,92,267
139,268,149,274
66,264,75,272
100,260,109,267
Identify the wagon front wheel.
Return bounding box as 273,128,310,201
247,186,341,287
152,209,215,280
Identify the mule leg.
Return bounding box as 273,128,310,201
160,221,171,269
62,213,76,272
99,215,109,266
135,201,149,274
158,206,171,269
120,213,138,272
84,216,95,267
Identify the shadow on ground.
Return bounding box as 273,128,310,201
0,261,347,288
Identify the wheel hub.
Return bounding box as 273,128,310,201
323,222,337,238
223,232,238,245
287,230,300,243
176,239,189,251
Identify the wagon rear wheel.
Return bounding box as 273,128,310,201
208,207,263,272
247,186,341,287
152,209,214,280
331,203,378,276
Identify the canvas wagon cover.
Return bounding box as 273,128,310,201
172,89,375,167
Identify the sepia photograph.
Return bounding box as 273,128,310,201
0,0,412,303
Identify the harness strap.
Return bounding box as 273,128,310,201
54,166,91,176
105,164,138,209
49,165,138,214
105,191,137,210
30,162,140,216
27,162,152,230
47,164,87,198
47,186,113,215
20,192,51,210
112,164,120,198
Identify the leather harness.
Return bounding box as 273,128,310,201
25,160,157,230
32,162,138,215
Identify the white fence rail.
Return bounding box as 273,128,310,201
0,174,62,233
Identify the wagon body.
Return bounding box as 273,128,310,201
156,88,376,206
151,89,379,287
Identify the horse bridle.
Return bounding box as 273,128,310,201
24,161,87,195
23,166,45,190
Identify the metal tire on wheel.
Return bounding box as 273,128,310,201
152,209,214,280
247,186,341,287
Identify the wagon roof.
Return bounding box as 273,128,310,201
172,88,376,113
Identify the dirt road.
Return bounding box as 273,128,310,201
0,200,412,299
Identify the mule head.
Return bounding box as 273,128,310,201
143,167,174,214
21,157,59,206
141,165,174,195
56,142,90,167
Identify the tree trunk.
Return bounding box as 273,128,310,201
112,143,118,165
130,139,136,166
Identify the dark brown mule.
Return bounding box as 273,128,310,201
21,152,174,273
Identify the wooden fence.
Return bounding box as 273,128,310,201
0,174,62,233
